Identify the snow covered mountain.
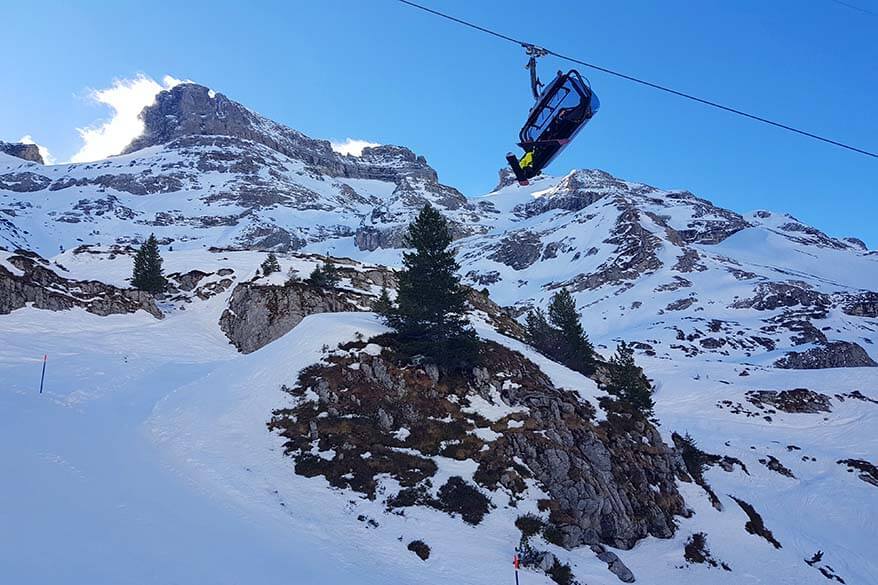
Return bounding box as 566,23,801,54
1,83,876,585
0,83,487,255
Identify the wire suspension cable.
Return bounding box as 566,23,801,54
396,0,877,159
829,0,877,16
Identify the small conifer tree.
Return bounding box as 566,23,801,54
306,259,340,288
131,234,166,294
525,308,563,358
386,204,478,369
261,253,280,275
546,289,595,374
322,259,340,287
608,341,654,416
373,285,394,317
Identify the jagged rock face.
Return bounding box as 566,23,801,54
842,292,878,318
124,83,443,186
219,281,374,353
844,237,868,251
124,84,336,169
493,167,518,191
568,206,663,291
494,383,685,549
733,283,830,312
0,250,161,318
0,171,51,192
513,170,620,218
774,341,877,369
270,338,685,551
488,231,543,270
0,142,43,164
746,389,833,413
219,268,518,354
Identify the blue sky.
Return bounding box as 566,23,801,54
2,0,876,245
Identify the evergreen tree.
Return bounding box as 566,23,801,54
131,234,166,294
261,253,280,275
525,308,564,358
546,289,595,374
322,259,340,286
387,204,478,369
373,285,394,317
306,259,340,288
607,341,654,416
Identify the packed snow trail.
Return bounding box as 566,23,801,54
0,307,424,585
0,303,557,584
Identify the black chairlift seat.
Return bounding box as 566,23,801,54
506,69,600,185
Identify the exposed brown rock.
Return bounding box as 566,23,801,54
0,250,161,318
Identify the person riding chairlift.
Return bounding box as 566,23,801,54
506,46,599,186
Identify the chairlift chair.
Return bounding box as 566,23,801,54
506,46,600,185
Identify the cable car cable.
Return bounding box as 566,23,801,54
395,0,878,159
829,0,876,16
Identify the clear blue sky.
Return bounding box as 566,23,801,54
2,0,876,246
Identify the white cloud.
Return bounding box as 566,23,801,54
330,138,380,157
18,134,56,165
70,74,187,163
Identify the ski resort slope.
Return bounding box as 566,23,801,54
1,297,567,584
2,262,876,584
0,302,420,584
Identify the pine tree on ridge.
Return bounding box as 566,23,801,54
131,233,167,294
383,204,478,369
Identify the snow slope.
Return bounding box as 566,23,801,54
3,273,874,584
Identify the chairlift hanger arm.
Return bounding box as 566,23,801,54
522,43,549,101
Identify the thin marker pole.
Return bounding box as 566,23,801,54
39,354,47,394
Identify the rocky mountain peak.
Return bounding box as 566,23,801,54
121,83,444,187
0,141,43,164
122,83,327,160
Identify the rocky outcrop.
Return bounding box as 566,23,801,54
514,170,613,218
493,167,518,191
746,389,833,413
568,207,663,291
354,225,407,251
841,292,878,318
0,172,51,192
219,265,517,353
0,142,43,164
774,341,877,369
49,173,182,196
844,237,868,251
488,231,543,270
837,459,878,487
270,338,686,554
777,220,849,250
732,282,830,312
0,250,161,318
219,281,374,353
